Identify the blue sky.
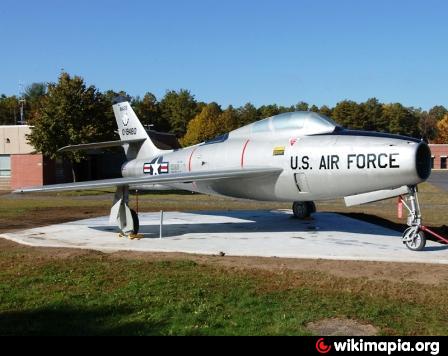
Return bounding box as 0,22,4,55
1,0,447,109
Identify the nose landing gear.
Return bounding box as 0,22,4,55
400,186,426,251
400,186,448,251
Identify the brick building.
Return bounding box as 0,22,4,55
0,125,70,190
0,125,125,191
429,144,448,170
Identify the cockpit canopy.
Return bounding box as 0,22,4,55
231,111,340,137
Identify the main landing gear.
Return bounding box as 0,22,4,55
400,186,426,251
292,201,316,219
110,185,140,237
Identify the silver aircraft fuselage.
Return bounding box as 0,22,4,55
122,112,431,202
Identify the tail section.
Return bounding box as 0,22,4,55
112,98,161,160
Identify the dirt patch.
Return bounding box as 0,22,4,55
109,251,448,285
307,318,379,336
0,238,103,264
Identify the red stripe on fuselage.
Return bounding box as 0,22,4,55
241,140,250,168
188,147,198,172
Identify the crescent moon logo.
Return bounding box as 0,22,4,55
122,112,129,127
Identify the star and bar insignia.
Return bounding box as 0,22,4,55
143,156,170,175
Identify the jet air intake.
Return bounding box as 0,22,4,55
415,142,431,181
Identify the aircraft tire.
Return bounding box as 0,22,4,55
307,201,316,214
403,228,426,252
292,202,314,219
130,209,140,235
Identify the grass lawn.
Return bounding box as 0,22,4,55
0,247,447,336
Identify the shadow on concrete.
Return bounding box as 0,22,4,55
340,212,448,246
339,213,407,233
0,305,166,336
424,245,448,251
91,210,401,239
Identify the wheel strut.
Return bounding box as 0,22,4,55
110,185,140,237
399,186,426,251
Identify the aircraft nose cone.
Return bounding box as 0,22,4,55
415,142,432,180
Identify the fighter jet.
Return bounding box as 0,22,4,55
16,97,432,251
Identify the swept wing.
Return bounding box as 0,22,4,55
14,167,282,193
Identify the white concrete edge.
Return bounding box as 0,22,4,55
1,233,447,265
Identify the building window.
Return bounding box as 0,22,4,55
0,155,11,177
431,156,435,169
441,157,447,170
6,138,10,144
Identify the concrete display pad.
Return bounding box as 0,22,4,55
1,210,447,264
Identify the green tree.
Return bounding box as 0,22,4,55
27,72,116,181
310,105,319,113
0,95,19,125
23,83,47,123
181,103,223,146
435,114,448,143
219,105,240,133
103,90,131,103
280,105,295,113
295,101,309,112
418,105,447,142
24,83,47,103
237,103,258,126
258,104,280,119
359,98,385,131
332,100,362,129
133,92,170,132
159,90,199,137
419,111,438,141
428,105,447,122
419,105,448,141
382,103,419,137
319,105,333,118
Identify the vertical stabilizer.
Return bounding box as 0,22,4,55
112,97,161,160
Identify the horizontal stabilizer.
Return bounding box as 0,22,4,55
344,186,409,207
58,138,146,152
14,167,283,193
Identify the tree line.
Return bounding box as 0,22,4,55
1,73,448,164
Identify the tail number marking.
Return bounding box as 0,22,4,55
122,128,137,136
